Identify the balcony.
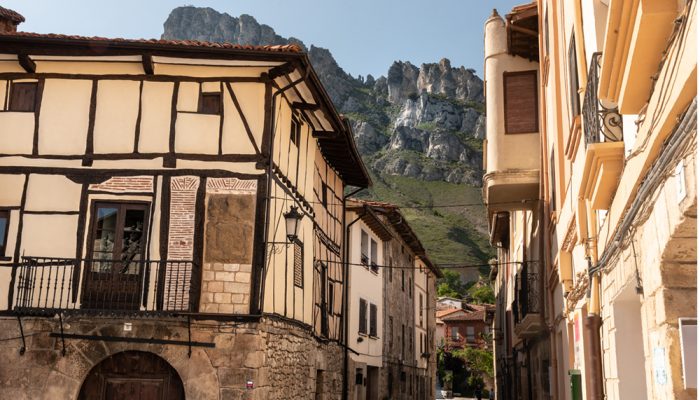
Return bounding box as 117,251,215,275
580,52,625,210
12,257,196,316
513,267,541,337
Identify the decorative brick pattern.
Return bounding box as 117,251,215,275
206,177,257,194
164,176,198,310
89,176,153,193
200,262,252,314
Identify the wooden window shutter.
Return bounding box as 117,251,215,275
198,92,221,115
503,71,539,134
568,33,581,120
9,82,37,112
359,298,367,334
293,241,303,288
369,303,378,337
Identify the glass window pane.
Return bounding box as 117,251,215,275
0,214,7,248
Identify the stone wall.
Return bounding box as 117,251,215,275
0,315,343,400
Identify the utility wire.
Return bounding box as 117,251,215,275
266,195,538,210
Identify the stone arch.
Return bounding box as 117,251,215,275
77,350,185,400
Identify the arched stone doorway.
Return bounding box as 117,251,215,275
78,351,185,400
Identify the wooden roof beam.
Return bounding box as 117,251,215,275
142,54,154,75
18,54,35,73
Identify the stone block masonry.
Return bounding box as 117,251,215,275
0,316,344,400
200,262,252,314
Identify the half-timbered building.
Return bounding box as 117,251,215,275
0,8,369,400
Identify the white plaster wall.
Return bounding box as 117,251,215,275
0,174,26,206
347,216,384,366
175,113,220,154
93,80,140,154
21,214,78,258
138,81,173,153
38,79,92,155
24,175,81,212
0,112,34,154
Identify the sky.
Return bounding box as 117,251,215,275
3,0,526,79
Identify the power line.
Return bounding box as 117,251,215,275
266,195,538,210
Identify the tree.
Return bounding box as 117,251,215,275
467,283,496,304
437,269,468,298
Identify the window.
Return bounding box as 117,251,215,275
389,317,394,350
369,303,378,337
89,202,148,272
550,150,557,211
290,116,301,146
419,294,424,327
359,298,368,334
420,332,424,354
408,277,412,298
321,183,328,208
360,230,369,266
401,324,405,360
467,326,476,342
9,82,37,112
503,71,538,134
293,241,303,288
370,239,378,273
401,270,405,291
0,210,9,257
568,32,581,120
451,327,459,340
328,281,334,315
198,92,221,115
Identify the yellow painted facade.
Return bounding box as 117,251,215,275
485,1,696,399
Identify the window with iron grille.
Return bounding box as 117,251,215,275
369,303,378,337
198,92,221,115
9,82,37,112
359,298,367,334
293,241,303,288
0,210,9,257
360,230,369,266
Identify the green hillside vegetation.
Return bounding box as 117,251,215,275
355,171,494,266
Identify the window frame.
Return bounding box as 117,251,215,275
0,209,10,259
503,70,539,134
360,229,369,267
290,115,301,147
369,302,378,337
370,238,378,273
8,81,38,112
198,91,222,115
358,298,368,335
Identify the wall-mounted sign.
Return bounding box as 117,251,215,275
653,347,668,386
246,380,254,389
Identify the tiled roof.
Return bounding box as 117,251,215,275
0,6,24,23
0,31,303,53
441,309,485,322
436,308,461,319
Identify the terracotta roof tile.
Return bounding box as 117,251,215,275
441,309,485,321
0,31,303,53
436,308,462,319
0,6,24,23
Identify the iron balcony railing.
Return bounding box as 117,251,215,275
582,52,623,147
13,257,196,316
513,267,540,324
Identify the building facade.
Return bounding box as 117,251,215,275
485,1,696,399
344,200,440,400
0,8,372,400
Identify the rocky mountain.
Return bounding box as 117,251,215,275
162,7,492,265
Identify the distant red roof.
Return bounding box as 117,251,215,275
0,6,24,23
0,31,302,53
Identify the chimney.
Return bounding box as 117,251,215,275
0,6,25,33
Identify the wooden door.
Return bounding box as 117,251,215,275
82,202,149,310
79,351,184,400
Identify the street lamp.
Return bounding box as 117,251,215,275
283,205,303,242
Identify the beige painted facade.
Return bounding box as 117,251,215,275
485,1,696,400
0,15,370,399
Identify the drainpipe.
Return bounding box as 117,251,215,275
342,193,365,400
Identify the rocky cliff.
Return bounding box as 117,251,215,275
162,7,492,264
162,7,485,185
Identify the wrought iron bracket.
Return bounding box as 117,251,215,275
16,315,26,355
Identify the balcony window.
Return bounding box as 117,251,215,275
582,53,623,146
503,71,539,134
451,327,459,340
467,326,475,342
360,230,369,266
568,33,581,120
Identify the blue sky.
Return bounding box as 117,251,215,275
3,0,525,79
